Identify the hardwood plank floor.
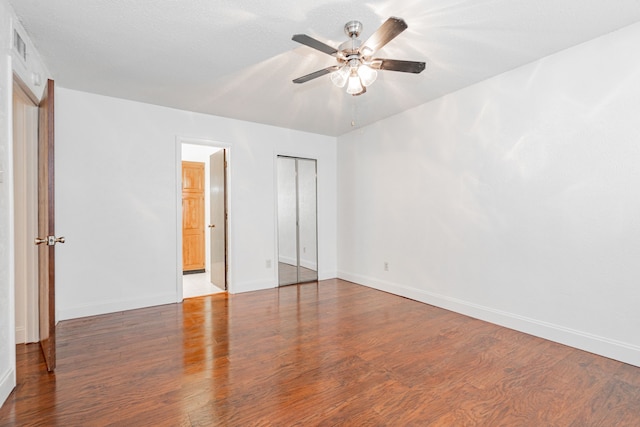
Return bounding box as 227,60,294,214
1,279,640,426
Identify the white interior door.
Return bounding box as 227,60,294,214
209,150,226,289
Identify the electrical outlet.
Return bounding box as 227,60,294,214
384,262,389,271
266,259,272,268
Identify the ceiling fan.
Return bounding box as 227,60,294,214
292,17,426,96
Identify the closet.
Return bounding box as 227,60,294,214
277,156,318,285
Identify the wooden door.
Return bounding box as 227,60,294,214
182,161,205,272
209,150,226,289
36,79,59,371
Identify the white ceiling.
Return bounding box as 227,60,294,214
10,0,640,136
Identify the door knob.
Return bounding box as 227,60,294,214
208,224,215,228
34,236,66,246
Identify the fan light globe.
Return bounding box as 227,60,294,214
346,70,364,95
330,65,349,88
357,64,377,87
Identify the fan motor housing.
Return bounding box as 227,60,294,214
338,38,362,57
343,20,363,38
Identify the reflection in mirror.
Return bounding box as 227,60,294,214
277,156,318,286
277,157,298,285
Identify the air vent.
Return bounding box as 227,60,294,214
13,29,27,63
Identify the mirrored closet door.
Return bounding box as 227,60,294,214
277,156,318,286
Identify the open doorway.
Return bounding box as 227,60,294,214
12,77,39,345
179,141,229,298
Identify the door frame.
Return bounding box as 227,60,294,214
175,136,232,299
12,75,40,344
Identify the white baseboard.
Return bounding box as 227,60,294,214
318,271,337,281
15,326,26,345
0,368,16,408
338,271,640,368
58,293,178,321
232,279,276,294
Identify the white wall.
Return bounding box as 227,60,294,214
0,2,14,405
55,88,337,320
0,0,50,407
338,22,640,367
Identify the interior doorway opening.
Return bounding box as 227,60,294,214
179,142,229,298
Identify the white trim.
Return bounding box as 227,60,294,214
174,139,183,301
15,326,25,344
338,271,640,368
318,271,337,281
234,279,276,294
58,293,177,321
175,136,233,298
0,368,16,407
5,55,17,407
272,152,280,286
12,78,39,345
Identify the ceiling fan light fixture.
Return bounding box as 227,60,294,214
330,65,349,88
291,17,426,95
346,69,364,95
357,63,377,87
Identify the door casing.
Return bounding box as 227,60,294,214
175,137,232,299
12,76,39,344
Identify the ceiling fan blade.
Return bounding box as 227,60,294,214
293,66,339,84
370,59,426,74
292,34,338,56
361,17,408,56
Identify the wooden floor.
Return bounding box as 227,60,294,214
2,279,640,426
